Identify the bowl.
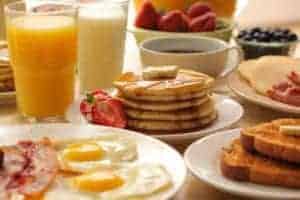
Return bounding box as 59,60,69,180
236,38,298,60
128,18,235,44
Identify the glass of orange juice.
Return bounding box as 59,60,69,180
5,1,77,121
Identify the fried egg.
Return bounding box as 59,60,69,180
44,164,172,200
57,135,138,173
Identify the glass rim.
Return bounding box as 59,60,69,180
5,1,78,16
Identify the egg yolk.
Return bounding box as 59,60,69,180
63,142,104,162
71,171,124,192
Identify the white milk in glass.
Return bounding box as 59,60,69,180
78,3,127,92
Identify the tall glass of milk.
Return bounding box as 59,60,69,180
78,1,128,93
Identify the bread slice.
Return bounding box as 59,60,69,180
241,119,300,164
221,139,300,188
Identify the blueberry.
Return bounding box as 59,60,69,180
259,33,270,42
243,35,253,41
288,33,298,41
252,27,262,33
282,28,290,35
253,32,260,39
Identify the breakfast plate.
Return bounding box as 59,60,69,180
67,94,243,143
228,71,300,114
0,123,187,199
184,128,300,200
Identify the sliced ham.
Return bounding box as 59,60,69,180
267,71,300,106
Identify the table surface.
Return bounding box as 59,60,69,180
1,24,300,200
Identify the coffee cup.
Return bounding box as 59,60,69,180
140,36,243,78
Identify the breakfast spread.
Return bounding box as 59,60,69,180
236,27,298,59
113,66,217,134
134,1,228,33
0,134,173,199
221,119,300,188
238,56,300,106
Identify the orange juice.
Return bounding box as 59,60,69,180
7,16,77,118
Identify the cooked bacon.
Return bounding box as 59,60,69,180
18,143,58,196
0,140,58,198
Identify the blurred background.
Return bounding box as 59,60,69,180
238,0,300,27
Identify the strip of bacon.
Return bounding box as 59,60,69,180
0,140,58,199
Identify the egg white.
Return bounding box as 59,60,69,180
57,135,138,173
44,164,172,200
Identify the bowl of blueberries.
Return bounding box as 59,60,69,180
236,27,298,59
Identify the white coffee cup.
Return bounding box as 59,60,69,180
140,36,243,78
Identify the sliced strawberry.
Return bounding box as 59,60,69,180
187,2,212,19
92,99,127,128
158,10,189,32
189,12,216,32
80,89,127,128
135,0,159,30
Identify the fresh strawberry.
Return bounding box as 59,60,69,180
189,12,216,32
187,2,212,19
80,90,127,128
135,0,159,30
158,10,189,32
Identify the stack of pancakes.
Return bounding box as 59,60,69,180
114,67,217,134
0,46,14,92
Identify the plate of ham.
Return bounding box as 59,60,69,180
228,56,300,114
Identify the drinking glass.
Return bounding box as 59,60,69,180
78,0,128,93
5,1,77,121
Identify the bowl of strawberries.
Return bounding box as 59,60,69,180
129,0,235,44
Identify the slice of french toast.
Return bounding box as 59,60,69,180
221,139,300,188
241,119,300,164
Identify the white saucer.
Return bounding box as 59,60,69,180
228,72,300,114
0,124,187,200
67,94,244,143
184,129,300,200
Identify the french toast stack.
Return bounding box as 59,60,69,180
114,66,218,134
221,119,300,188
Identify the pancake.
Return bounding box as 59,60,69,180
116,90,208,102
127,111,217,132
0,73,13,81
0,68,12,74
118,95,210,111
125,99,215,121
114,69,214,96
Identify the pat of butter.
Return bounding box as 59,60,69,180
143,66,179,80
280,125,300,136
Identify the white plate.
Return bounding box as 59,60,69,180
0,124,187,200
67,94,244,143
184,129,300,200
228,72,300,114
